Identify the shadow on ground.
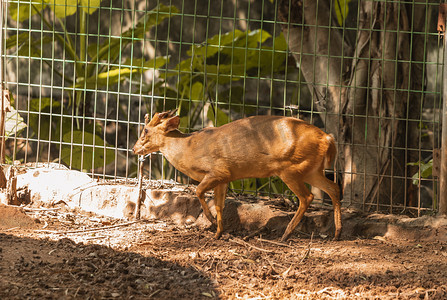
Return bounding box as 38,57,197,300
0,233,219,299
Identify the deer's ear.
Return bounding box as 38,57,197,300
162,116,180,132
144,114,151,125
167,108,178,117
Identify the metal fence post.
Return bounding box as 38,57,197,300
0,0,6,165
0,0,4,90
440,25,447,215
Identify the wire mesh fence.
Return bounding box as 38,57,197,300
1,0,445,215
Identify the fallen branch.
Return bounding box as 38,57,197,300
35,220,140,234
230,237,274,253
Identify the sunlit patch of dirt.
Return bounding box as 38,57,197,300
0,204,446,299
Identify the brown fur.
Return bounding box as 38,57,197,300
133,110,342,241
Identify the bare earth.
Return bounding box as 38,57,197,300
0,204,446,299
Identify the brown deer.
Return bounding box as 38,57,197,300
133,110,342,241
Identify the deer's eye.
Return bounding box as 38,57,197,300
144,128,149,134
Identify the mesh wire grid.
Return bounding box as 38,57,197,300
0,0,444,215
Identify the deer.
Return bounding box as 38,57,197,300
133,109,342,241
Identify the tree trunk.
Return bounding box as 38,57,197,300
278,0,426,210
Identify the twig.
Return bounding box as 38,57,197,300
197,239,211,254
255,237,297,249
266,259,280,274
68,182,115,197
136,241,154,246
230,238,274,253
22,207,62,212
85,235,108,241
282,232,315,278
282,264,293,278
299,232,314,264
35,220,140,234
4,227,19,231
148,289,161,298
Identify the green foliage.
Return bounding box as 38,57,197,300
76,56,169,89
6,3,173,90
28,98,61,142
334,0,352,26
7,2,176,170
61,131,114,170
150,28,288,193
408,160,433,185
207,106,229,127
154,29,287,125
9,0,101,20
9,1,46,22
27,97,114,170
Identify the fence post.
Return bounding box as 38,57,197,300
0,0,6,165
0,0,4,90
440,23,447,215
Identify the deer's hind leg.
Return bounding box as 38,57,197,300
306,171,342,240
213,183,228,239
279,171,314,242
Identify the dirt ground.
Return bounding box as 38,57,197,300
0,204,446,299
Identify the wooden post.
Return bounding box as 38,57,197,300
135,160,145,219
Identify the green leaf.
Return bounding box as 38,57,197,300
5,32,30,50
188,29,271,64
188,30,246,58
9,2,46,22
79,0,101,15
122,56,169,70
75,67,136,88
256,33,288,76
408,159,433,185
61,131,115,170
334,0,351,26
16,36,39,57
135,4,179,33
420,159,433,178
14,35,53,58
190,82,203,101
95,4,178,62
186,30,284,84
28,98,62,141
87,42,99,58
411,172,419,186
220,30,272,65
176,58,193,72
45,0,78,19
29,97,60,112
207,106,229,127
77,56,168,89
204,64,247,84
